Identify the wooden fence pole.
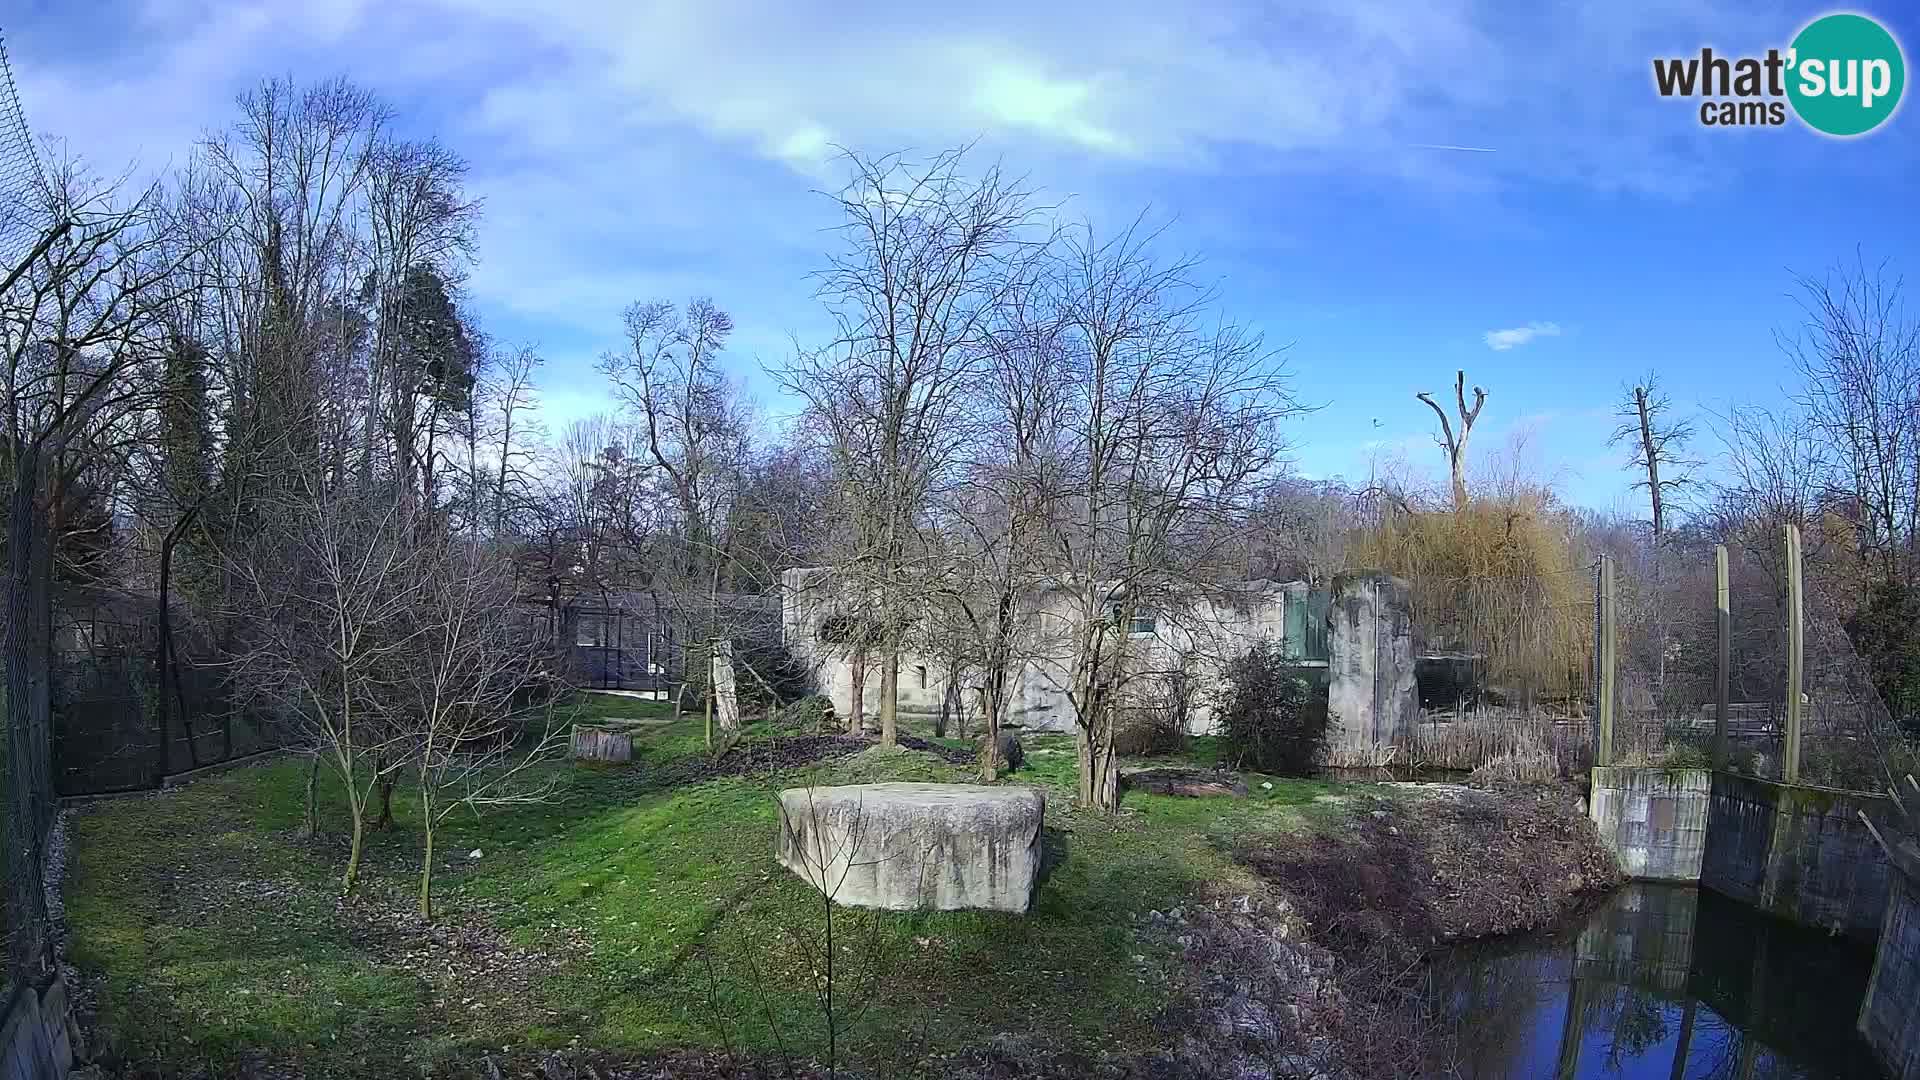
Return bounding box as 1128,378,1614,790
1715,544,1731,770
1784,523,1804,784
1597,554,1617,767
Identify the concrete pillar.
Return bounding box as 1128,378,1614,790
1325,571,1415,768
711,638,741,735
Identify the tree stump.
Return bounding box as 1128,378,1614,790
571,724,633,763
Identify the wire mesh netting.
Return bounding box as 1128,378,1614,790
1611,532,1913,793
0,33,48,268
49,600,286,797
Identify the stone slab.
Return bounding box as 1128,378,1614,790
776,783,1045,913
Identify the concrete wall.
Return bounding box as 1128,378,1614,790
0,974,72,1080
778,568,1326,736
1589,766,1711,881
1324,572,1415,767
1701,772,1892,940
1861,843,1920,1080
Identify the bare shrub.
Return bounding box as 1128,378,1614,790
1113,705,1186,758
1407,710,1590,776
1466,733,1558,786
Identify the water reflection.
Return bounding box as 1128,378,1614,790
1427,885,1886,1079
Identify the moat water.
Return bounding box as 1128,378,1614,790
1426,884,1887,1079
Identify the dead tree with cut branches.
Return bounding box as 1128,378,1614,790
1417,370,1487,510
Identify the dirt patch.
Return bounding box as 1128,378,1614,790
1240,784,1617,960
343,897,590,1029
1192,783,1620,1079
1122,768,1249,798
894,734,979,766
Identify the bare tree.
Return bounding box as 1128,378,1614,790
1780,256,1920,586
1038,220,1299,809
223,481,426,895
779,148,1048,748
599,298,759,739
1417,370,1487,510
397,535,564,918
1609,374,1697,541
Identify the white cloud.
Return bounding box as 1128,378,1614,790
1483,321,1562,351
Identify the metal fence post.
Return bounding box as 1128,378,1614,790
1784,523,1804,784
1715,543,1731,770
1596,554,1616,767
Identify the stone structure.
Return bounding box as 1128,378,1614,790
1861,840,1920,1079
1324,572,1416,767
775,783,1046,912
0,971,71,1080
1701,772,1893,940
1588,766,1711,882
780,569,1411,753
570,724,633,763
1588,766,1894,938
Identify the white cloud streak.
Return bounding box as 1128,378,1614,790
1483,321,1562,351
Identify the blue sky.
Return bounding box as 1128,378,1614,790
7,0,1918,512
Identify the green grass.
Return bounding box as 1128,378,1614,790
63,696,1359,1077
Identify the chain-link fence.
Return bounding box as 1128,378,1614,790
49,603,285,796
1607,527,1912,793
0,31,48,268
1394,529,1913,793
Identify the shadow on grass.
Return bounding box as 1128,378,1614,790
1036,824,1070,896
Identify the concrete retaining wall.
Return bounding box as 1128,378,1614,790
1589,766,1711,881
0,974,71,1080
1861,843,1920,1080
1701,772,1892,940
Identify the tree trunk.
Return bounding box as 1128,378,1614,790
419,785,435,919
1076,715,1120,810
373,772,395,830
981,683,1004,783
1074,678,1120,810
848,647,867,735
343,806,365,896
301,752,321,837
879,649,899,748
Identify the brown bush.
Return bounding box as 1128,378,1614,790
1407,710,1590,776
1113,706,1187,757
1467,734,1559,785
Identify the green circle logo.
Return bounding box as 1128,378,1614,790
1787,13,1906,136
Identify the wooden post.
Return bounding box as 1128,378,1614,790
1597,554,1617,767
1715,544,1731,770
1784,523,1804,784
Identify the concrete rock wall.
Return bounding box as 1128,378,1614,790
1588,767,1711,882
1324,572,1416,767
0,974,71,1080
1861,844,1920,1080
1701,772,1892,940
